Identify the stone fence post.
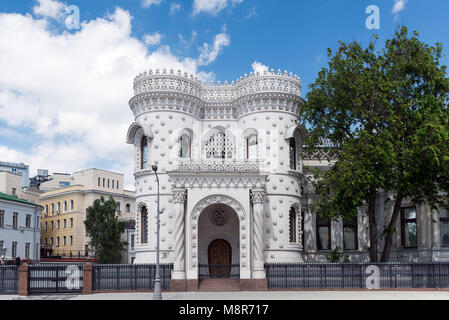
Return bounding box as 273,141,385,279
82,262,93,294
18,263,29,296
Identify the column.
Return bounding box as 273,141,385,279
172,188,186,279
251,189,266,279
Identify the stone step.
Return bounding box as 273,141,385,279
198,279,241,291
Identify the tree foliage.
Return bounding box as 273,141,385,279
84,196,127,263
302,26,449,261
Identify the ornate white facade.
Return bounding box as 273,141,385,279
126,68,449,287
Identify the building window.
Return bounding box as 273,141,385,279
56,237,60,247
51,221,54,230
63,219,66,228
316,215,331,250
13,212,18,229
12,242,17,258
57,202,60,214
45,205,48,215
69,236,73,246
289,207,297,243
103,178,105,187
50,237,54,246
0,210,4,228
116,202,121,212
246,134,258,159
107,179,110,188
37,217,40,229
63,236,66,246
343,216,358,250
141,136,149,169
70,200,74,210
439,208,449,247
141,206,148,244
51,203,54,214
57,220,60,229
131,234,135,250
179,134,191,158
204,130,234,159
11,188,16,197
126,204,130,213
26,214,31,228
25,243,30,258
289,138,296,170
98,177,100,186
70,218,73,228
401,207,417,248
112,180,115,189
64,201,67,212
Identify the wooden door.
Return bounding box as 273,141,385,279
208,239,231,278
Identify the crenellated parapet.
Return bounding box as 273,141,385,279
129,68,303,120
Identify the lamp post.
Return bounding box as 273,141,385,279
152,164,162,300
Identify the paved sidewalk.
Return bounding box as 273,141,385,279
3,290,449,300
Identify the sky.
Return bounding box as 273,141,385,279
0,0,448,190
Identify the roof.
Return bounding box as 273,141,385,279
0,192,41,207
0,161,28,169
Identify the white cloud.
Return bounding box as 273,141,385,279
251,61,269,74
142,0,163,8
169,3,182,15
0,4,227,190
197,29,230,66
144,32,163,46
193,0,243,16
392,0,407,13
33,0,66,20
244,6,257,20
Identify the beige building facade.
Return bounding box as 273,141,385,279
39,168,135,257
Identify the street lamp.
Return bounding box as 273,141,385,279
152,164,162,300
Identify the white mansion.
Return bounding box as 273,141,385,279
126,68,449,288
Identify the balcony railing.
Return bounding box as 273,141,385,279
177,159,260,173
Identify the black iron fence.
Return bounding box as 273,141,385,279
92,264,173,291
265,262,449,289
0,266,18,294
28,264,84,295
198,264,240,279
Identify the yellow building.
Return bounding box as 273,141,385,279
39,168,135,257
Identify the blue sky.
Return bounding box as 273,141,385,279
0,0,448,188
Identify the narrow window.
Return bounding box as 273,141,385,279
179,134,191,158
289,138,296,170
25,243,30,258
440,208,449,247
70,218,73,228
103,178,105,187
70,236,73,246
126,204,130,213
141,136,149,169
13,213,18,229
289,207,297,243
141,206,148,243
26,214,31,228
316,216,331,250
112,180,115,189
107,179,110,188
0,210,4,227
401,207,417,248
343,216,358,250
12,242,17,258
64,201,67,212
117,201,121,212
70,200,74,210
246,134,258,159
98,177,100,186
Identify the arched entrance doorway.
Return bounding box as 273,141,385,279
208,239,232,277
198,203,240,279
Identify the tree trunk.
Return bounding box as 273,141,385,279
368,197,378,262
380,196,403,262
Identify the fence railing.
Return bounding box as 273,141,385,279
92,264,173,291
265,262,449,289
28,264,84,295
198,264,240,279
0,266,18,294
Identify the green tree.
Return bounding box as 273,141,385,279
302,26,449,262
84,196,127,263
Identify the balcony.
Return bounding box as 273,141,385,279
176,159,261,173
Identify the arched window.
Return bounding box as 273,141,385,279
179,134,191,158
97,177,100,186
107,179,110,188
116,201,121,212
141,206,148,243
289,207,297,243
141,136,149,169
64,201,67,212
289,138,296,170
246,134,258,159
126,203,130,213
204,130,233,159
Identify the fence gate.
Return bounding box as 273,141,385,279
29,264,84,295
0,266,18,294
